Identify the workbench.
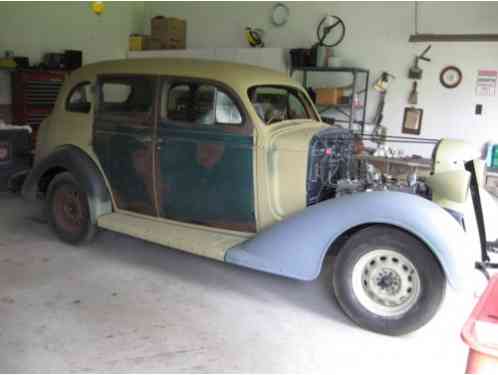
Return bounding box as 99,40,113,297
356,154,432,179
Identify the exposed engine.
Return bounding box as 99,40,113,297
306,127,431,206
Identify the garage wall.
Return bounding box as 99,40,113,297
144,1,498,156
0,1,145,106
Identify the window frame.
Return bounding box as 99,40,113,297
95,74,157,123
159,76,251,135
247,84,319,124
65,81,92,114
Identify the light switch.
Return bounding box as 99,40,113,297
476,104,483,115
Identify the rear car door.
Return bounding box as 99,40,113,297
156,78,256,232
93,74,158,216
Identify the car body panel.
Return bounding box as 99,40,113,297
22,145,113,222
264,121,329,219
156,124,256,232
226,191,477,290
97,211,251,261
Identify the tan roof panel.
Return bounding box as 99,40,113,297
71,58,299,90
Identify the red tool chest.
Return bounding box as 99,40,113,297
11,70,66,146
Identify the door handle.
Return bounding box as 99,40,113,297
137,135,153,143
156,137,165,150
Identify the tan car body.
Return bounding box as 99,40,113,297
34,58,326,260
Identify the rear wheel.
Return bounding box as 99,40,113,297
332,225,446,336
47,172,96,245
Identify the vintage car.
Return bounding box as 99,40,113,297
22,58,479,336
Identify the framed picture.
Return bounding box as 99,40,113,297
402,107,423,135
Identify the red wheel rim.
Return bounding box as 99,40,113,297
53,185,87,234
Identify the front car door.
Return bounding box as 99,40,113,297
93,74,158,216
156,78,256,232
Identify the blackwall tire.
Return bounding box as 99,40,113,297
332,225,446,336
47,172,96,245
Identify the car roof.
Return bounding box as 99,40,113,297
70,58,302,91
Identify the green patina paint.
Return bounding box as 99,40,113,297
157,122,255,232
94,120,156,216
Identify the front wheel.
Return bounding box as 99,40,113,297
332,225,446,336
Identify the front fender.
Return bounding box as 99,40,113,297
225,191,477,290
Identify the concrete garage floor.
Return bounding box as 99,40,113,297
0,192,481,372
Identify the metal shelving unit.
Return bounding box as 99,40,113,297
291,66,369,134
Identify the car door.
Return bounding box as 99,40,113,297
93,74,158,217
156,78,256,232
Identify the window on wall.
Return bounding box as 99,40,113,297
99,76,154,115
164,82,242,126
66,82,92,113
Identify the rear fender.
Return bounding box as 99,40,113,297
225,191,477,290
22,145,112,223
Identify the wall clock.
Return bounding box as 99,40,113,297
440,66,462,89
271,3,290,27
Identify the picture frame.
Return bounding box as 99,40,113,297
402,107,423,135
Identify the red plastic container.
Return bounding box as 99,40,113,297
462,274,498,373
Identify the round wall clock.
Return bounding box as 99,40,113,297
440,66,462,89
271,3,290,27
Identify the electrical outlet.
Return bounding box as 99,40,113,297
476,104,483,115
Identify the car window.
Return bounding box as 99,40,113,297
66,82,92,113
99,76,154,115
216,90,242,124
248,85,317,125
164,82,242,126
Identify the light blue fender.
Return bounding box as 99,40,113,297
225,191,477,290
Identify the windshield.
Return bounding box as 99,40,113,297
248,85,318,125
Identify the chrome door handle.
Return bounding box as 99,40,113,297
137,135,153,143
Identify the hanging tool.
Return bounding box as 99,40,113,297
372,72,395,145
409,45,431,80
408,81,418,105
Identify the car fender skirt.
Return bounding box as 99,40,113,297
22,145,112,223
225,191,476,290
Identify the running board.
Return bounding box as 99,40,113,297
97,212,250,261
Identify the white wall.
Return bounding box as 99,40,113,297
144,1,498,156
0,1,145,105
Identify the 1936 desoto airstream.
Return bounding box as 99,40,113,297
22,58,483,335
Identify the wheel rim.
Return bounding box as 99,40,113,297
53,185,86,234
351,249,421,317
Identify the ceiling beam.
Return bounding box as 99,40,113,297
409,33,498,42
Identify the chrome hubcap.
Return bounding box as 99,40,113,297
352,249,421,317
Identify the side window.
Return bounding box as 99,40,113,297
98,76,154,115
163,82,242,127
66,82,92,113
167,84,192,122
216,90,242,124
288,92,308,119
248,85,316,124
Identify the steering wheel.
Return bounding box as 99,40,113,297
266,109,285,124
316,15,346,47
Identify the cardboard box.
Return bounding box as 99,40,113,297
129,34,147,51
150,16,186,49
315,87,344,106
144,37,163,51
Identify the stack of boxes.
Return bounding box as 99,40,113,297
129,16,186,51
